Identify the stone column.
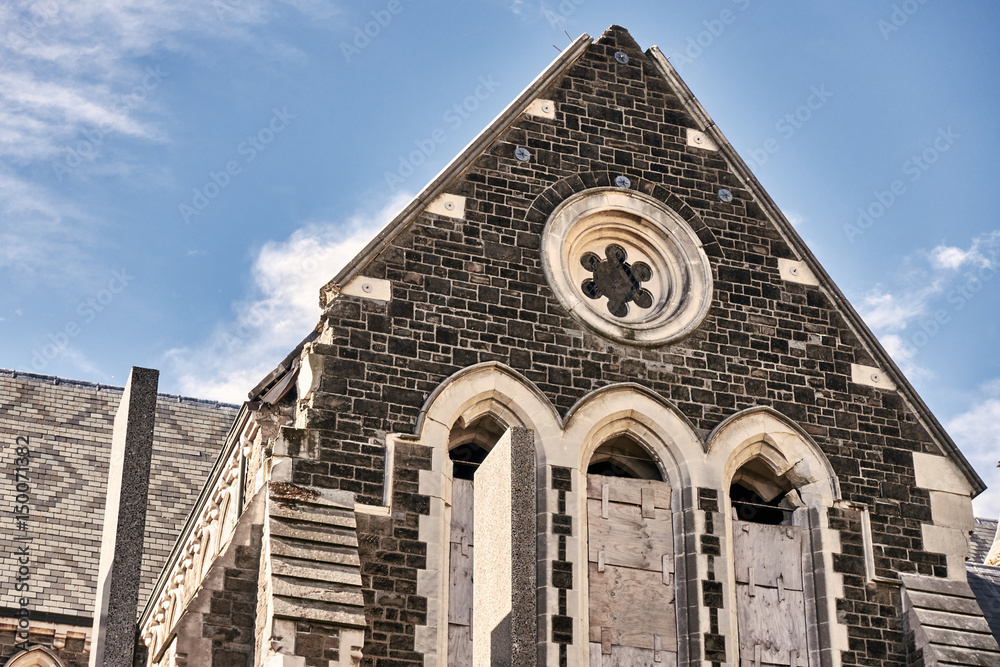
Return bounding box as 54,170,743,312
90,367,159,667
473,426,537,667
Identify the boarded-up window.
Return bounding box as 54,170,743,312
587,475,677,666
448,478,474,665
733,521,807,666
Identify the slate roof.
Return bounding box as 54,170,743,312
900,572,1000,664
967,564,1000,647
0,369,237,620
970,517,998,565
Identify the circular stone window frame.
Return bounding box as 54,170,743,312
541,187,713,346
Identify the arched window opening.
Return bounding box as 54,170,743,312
448,442,489,481
4,646,64,667
447,414,505,480
585,436,676,664
586,434,663,481
729,457,795,525
730,456,807,666
445,414,506,665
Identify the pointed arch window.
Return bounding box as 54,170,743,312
585,435,677,664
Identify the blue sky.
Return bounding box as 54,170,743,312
2,1,1000,514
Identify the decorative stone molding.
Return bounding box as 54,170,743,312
541,188,713,346
2,645,65,667
140,413,256,660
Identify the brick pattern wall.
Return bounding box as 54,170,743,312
292,621,341,666
203,535,260,666
550,466,573,667
697,488,725,665
287,25,955,665
0,372,236,618
351,442,430,665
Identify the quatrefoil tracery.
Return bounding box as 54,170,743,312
580,244,654,318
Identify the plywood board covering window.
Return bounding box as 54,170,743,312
448,478,474,665
733,521,808,666
587,474,677,665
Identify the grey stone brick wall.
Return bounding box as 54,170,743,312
284,25,959,666
202,535,260,667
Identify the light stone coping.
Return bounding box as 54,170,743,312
928,490,975,533
524,98,557,119
540,188,713,347
340,275,392,302
913,452,974,496
777,258,820,286
425,193,467,219
850,363,897,391
685,127,719,151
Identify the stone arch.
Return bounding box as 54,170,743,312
707,406,844,667
707,406,840,506
564,383,701,489
525,171,722,258
3,646,63,667
410,362,562,665
563,383,702,666
413,361,563,468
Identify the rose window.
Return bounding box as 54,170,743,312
541,188,713,346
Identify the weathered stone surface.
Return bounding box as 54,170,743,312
90,367,158,667
473,427,537,666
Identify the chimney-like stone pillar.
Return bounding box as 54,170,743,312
90,367,159,667
473,426,537,667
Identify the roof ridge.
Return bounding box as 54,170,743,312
0,367,241,410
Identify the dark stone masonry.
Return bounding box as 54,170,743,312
276,25,970,665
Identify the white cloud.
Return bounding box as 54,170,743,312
0,169,99,288
0,0,325,296
947,384,1000,520
164,193,412,403
930,245,974,271
878,333,931,381
859,285,935,332
858,232,1000,362
929,232,1000,271
0,0,316,169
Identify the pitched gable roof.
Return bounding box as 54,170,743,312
317,25,984,495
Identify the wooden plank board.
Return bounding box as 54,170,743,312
589,643,678,667
588,563,677,650
448,623,473,666
450,478,474,546
587,475,671,509
587,500,672,572
448,542,473,625
735,585,807,664
732,522,803,591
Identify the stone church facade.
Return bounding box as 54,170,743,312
6,24,1000,667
